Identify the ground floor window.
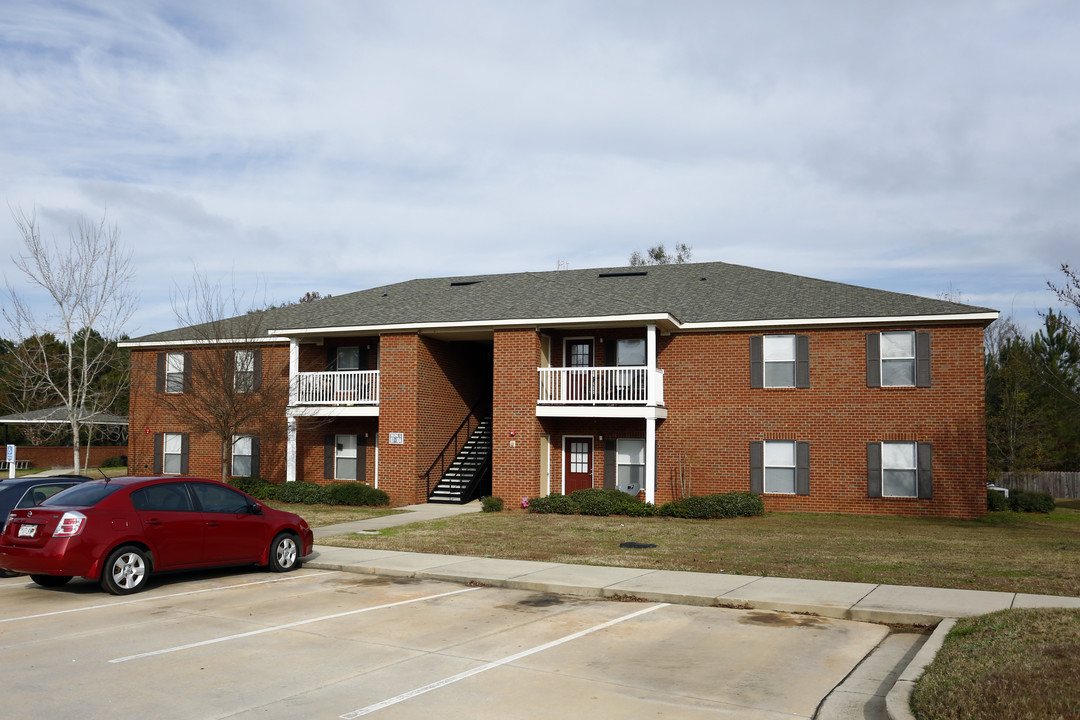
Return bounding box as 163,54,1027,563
336,434,358,480
232,435,254,477
163,433,184,474
764,440,796,494
882,442,918,497
616,439,645,495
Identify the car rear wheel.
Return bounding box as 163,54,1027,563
30,574,72,587
268,532,301,572
100,545,150,595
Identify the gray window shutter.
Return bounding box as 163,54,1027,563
225,349,236,389
916,332,931,388
324,435,334,480
866,334,881,387
153,433,163,474
750,336,763,389
180,433,190,475
603,440,616,490
358,347,369,371
250,437,261,478
326,347,337,371
357,439,367,483
182,352,192,392
796,441,810,496
156,353,165,393
253,349,263,391
867,443,882,497
795,335,810,388
917,443,933,499
750,441,764,494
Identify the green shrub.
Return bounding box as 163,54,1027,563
527,493,579,514
481,496,504,513
987,488,1010,512
326,482,390,507
275,481,332,505
569,488,621,516
228,477,278,500
1008,488,1055,513
100,456,127,468
658,494,727,519
717,491,765,518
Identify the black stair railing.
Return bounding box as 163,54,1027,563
421,396,491,498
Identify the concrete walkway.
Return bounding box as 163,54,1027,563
306,504,1080,720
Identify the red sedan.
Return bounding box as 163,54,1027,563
0,476,314,595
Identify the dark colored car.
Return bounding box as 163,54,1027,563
0,476,313,594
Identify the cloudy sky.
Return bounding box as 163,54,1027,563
1,0,1078,337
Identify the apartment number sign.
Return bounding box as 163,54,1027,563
388,432,405,445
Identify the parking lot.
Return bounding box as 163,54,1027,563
0,567,888,719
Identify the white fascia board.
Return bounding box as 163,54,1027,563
677,312,1000,332
118,337,287,349
268,313,679,337
536,405,668,420
286,406,380,418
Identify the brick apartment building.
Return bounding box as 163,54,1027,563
122,261,998,519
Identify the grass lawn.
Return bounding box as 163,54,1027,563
266,501,403,528
318,505,1080,597
910,608,1080,720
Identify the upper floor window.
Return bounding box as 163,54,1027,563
867,331,930,387
750,335,809,389
566,339,593,368
337,346,361,371
165,352,186,393
616,338,646,366
234,351,255,392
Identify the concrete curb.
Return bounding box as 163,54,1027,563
884,618,956,720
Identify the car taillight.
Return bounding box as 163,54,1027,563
53,511,87,537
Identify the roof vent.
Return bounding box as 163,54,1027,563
450,280,482,287
598,270,648,278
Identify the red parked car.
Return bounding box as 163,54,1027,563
0,476,313,595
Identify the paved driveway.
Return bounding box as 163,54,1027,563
0,568,887,719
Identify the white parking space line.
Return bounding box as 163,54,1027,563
0,571,338,625
339,602,670,719
109,586,482,664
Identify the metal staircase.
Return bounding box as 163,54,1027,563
427,417,492,504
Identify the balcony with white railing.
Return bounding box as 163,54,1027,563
293,370,380,407
537,366,665,417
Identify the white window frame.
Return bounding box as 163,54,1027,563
335,434,358,480
763,335,796,388
163,432,184,475
763,440,797,494
165,352,185,394
880,331,916,387
234,350,255,392
881,442,918,497
616,438,645,495
232,435,254,477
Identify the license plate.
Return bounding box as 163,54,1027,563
17,524,37,538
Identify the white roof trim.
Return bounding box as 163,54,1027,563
118,337,287,349
677,312,1000,331
268,313,680,337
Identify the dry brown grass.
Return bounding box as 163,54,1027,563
910,608,1080,720
265,502,402,528
318,507,1080,596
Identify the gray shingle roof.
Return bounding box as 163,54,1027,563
127,261,996,344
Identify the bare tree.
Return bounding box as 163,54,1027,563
166,270,288,482
629,243,693,266
2,207,135,473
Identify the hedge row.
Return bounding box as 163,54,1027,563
987,488,1056,513
524,488,764,519
227,478,390,507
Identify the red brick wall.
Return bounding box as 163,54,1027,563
488,324,988,519
9,445,128,469
128,345,290,481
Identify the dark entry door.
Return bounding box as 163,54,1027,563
565,438,593,493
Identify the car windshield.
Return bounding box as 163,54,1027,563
41,482,124,508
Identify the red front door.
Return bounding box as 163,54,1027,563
564,438,593,493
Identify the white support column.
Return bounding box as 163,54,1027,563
286,416,298,483
646,322,658,407
288,338,299,406
645,416,656,504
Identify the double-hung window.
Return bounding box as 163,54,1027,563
750,441,810,495
751,335,809,388
231,435,257,477
165,352,185,393
867,331,931,387
234,351,255,392
615,439,645,495
335,434,358,480
163,433,184,474
867,442,933,499
337,347,361,371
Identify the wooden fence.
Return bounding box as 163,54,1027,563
998,472,1080,498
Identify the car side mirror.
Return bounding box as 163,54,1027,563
250,503,263,515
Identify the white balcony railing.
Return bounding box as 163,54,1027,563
294,370,379,405
537,366,664,405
